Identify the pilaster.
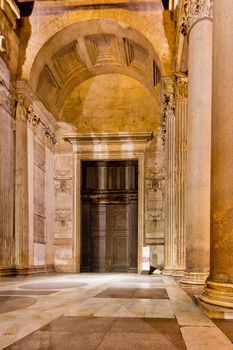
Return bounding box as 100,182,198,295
162,77,176,275
173,73,188,276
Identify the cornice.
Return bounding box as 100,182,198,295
64,132,153,145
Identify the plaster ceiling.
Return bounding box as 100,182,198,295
58,74,161,133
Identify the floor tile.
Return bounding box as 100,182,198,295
41,316,116,333
181,325,233,350
109,317,180,334
20,282,88,290
145,299,174,318
213,319,233,343
94,287,169,299
6,331,105,350
121,278,163,284
0,296,37,314
0,290,57,296
98,332,187,350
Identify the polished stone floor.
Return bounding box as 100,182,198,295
0,274,232,349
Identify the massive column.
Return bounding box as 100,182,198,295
180,0,213,284
200,0,233,307
173,74,188,276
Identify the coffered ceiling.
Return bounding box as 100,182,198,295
29,19,162,115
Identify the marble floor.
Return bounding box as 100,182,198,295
0,273,232,349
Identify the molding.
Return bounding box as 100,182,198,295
16,80,59,132
180,271,209,285
0,265,55,277
64,132,153,145
200,280,233,308
179,0,213,36
64,132,152,274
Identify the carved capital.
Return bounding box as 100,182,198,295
15,96,27,121
27,105,40,132
44,126,57,146
0,78,15,115
174,74,188,98
179,0,213,36
161,92,175,146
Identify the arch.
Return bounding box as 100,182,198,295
29,18,164,115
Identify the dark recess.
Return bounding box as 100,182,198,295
16,1,34,17
162,0,169,10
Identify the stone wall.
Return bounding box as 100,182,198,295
145,130,165,268
54,123,74,272
0,1,19,275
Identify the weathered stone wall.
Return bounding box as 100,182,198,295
145,129,165,267
0,2,20,275
54,123,74,272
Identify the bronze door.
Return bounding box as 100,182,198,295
81,160,138,272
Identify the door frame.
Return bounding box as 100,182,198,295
64,132,153,273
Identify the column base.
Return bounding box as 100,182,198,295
162,268,174,276
200,280,233,308
194,296,233,319
173,269,185,277
180,271,209,285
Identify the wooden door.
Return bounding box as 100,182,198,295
81,160,138,272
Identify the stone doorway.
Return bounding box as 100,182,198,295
81,160,138,272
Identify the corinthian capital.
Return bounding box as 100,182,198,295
179,0,213,36
161,92,175,146
174,73,188,98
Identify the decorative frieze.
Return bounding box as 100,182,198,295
27,105,40,131
16,101,57,146
179,0,213,36
44,125,57,146
0,78,15,115
161,92,175,146
54,178,72,196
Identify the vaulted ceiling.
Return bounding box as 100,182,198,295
29,19,163,117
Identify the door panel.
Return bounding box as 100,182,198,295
106,205,129,272
90,204,106,272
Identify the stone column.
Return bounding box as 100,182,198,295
15,97,29,268
173,74,188,276
180,0,213,284
200,0,233,307
162,83,176,275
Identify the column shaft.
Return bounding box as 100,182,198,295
164,102,176,273
181,18,212,284
200,0,233,307
174,92,187,275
